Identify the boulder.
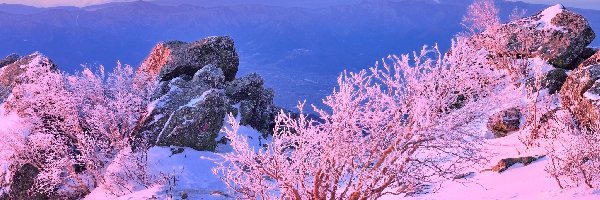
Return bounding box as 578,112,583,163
526,68,568,95
136,65,227,151
135,36,280,150
487,108,522,138
489,155,545,173
470,4,595,70
560,64,600,129
226,73,279,134
8,163,48,200
138,36,239,82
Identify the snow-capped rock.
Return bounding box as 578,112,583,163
135,36,281,150
469,4,595,70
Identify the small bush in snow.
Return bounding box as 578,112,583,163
536,110,600,189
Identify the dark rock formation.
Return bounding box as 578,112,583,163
226,73,279,134
489,155,545,173
0,54,19,68
137,36,239,82
8,163,48,200
137,65,227,151
526,68,568,95
487,108,522,138
135,36,280,150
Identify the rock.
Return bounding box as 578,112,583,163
0,52,57,103
487,108,522,138
136,65,227,151
526,68,568,95
577,48,600,69
560,64,600,129
565,48,597,70
452,172,475,180
8,163,48,200
470,4,595,70
138,36,239,82
225,73,266,104
155,89,226,150
226,73,278,134
489,155,545,173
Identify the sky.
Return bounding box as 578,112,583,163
0,0,599,10
0,0,135,7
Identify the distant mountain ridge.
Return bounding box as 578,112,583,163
0,0,599,108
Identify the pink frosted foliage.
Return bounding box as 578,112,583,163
215,41,502,199
1,60,156,196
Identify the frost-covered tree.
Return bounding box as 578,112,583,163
215,41,502,199
462,0,500,34
2,62,155,197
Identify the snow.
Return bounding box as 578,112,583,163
87,112,267,199
0,103,30,196
380,131,600,200
537,4,565,31
584,91,600,101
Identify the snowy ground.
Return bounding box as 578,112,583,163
383,131,600,200
85,116,268,200
84,125,600,200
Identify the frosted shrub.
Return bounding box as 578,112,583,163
215,42,501,199
462,0,500,34
3,63,155,197
534,109,600,189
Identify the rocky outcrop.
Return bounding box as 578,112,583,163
526,68,568,95
488,155,545,173
470,4,595,70
137,66,227,151
487,108,522,138
226,73,279,134
137,36,239,82
0,53,57,103
136,36,280,151
560,52,600,129
8,163,48,200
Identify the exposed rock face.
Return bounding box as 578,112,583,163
137,65,227,151
135,36,280,150
487,108,522,138
138,36,239,82
560,64,600,129
526,68,568,95
470,4,595,70
0,53,57,103
8,163,48,200
489,155,545,173
226,73,279,134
